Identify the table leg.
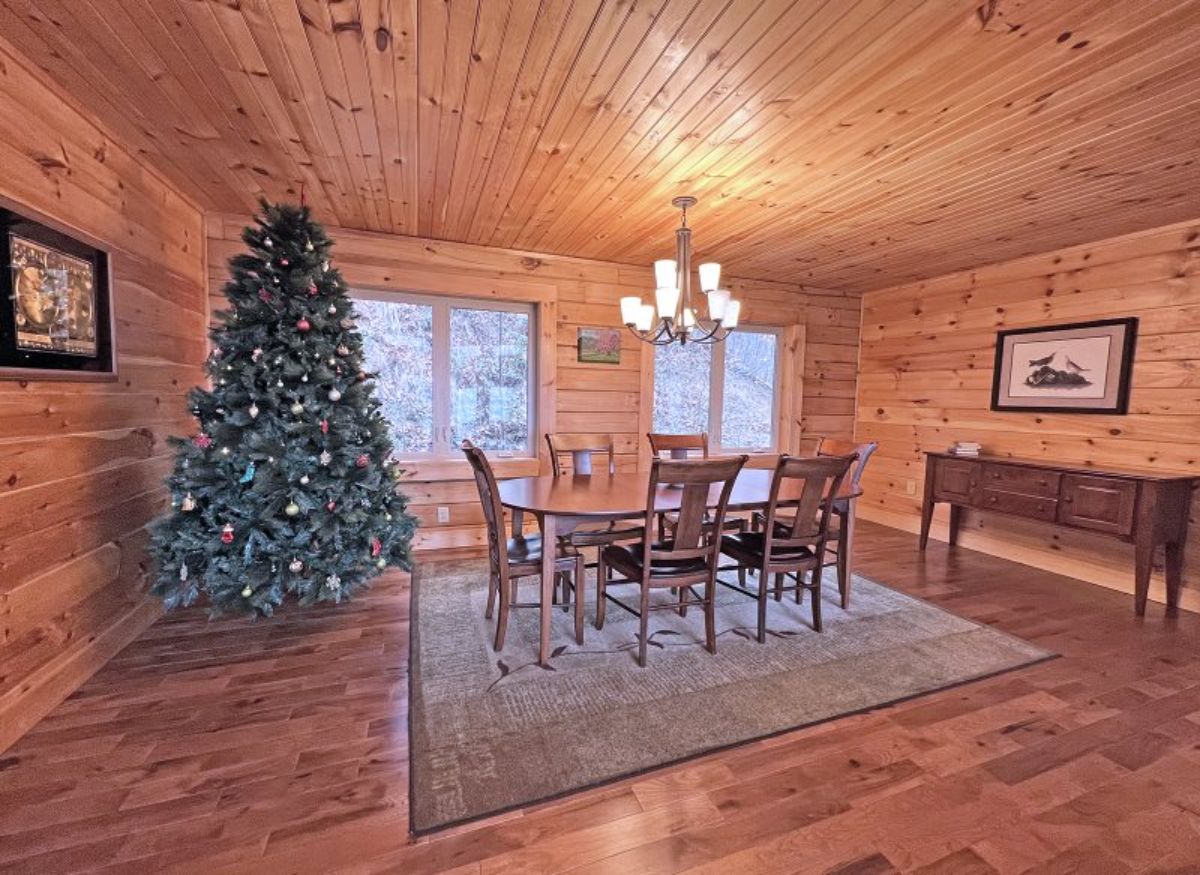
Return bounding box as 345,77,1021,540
838,504,856,609
540,514,556,666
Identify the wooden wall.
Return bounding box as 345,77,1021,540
0,39,207,751
856,218,1200,612
207,214,861,551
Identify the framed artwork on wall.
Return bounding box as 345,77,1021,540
577,327,621,364
991,318,1137,414
0,207,115,380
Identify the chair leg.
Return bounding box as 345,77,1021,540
738,564,747,589
795,570,803,604
595,552,608,630
560,570,571,614
485,569,497,620
638,585,651,668
811,565,823,633
573,555,585,645
678,584,688,618
756,578,768,644
705,582,717,655
493,574,510,651
774,573,784,602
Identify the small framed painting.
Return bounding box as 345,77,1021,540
577,327,621,364
991,318,1137,414
0,208,115,380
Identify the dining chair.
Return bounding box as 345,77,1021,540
647,432,747,541
720,453,855,642
751,437,878,608
462,440,587,648
545,433,644,551
596,454,748,667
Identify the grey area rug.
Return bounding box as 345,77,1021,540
407,561,1054,834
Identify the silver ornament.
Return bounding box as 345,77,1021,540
252,348,263,361
299,474,310,485
291,402,304,415
328,389,342,402
248,403,259,419
325,573,341,590
181,493,196,512
328,303,337,314
289,558,303,573
319,450,332,466
285,502,301,517
179,562,189,582
242,585,253,597
301,374,308,383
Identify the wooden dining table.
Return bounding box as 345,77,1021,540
497,469,863,665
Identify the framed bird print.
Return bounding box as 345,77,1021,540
991,318,1137,414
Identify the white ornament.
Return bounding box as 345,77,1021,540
301,374,308,383
276,380,284,388
305,239,314,252
248,403,259,419
290,402,304,415
328,389,342,402
263,237,273,248
300,474,310,485
327,304,337,315
328,358,337,366
242,585,253,597
289,558,303,573
220,446,231,456
179,562,189,582
325,573,341,590
252,348,263,362
320,450,332,466
181,493,196,512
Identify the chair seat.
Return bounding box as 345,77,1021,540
506,533,579,571
752,509,842,537
566,522,645,548
601,542,709,582
663,511,745,533
720,531,816,567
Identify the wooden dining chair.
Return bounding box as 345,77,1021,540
462,441,587,648
647,432,747,541
751,437,878,608
545,433,644,550
596,454,747,667
720,454,855,642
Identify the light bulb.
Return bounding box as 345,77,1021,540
682,307,697,329
655,286,680,320
654,259,677,289
707,289,731,321
634,304,656,332
698,262,721,292
620,296,642,326
723,299,741,329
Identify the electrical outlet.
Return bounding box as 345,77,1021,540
905,479,917,496
436,506,451,524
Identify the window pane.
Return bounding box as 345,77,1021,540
450,307,530,452
722,331,778,450
653,341,711,435
356,298,434,453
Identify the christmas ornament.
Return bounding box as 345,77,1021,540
328,357,337,366
326,500,336,511
337,345,349,356
296,317,311,332
221,523,235,544
309,283,318,296
328,303,337,315
325,573,341,590
319,450,332,465
239,463,256,484
181,493,196,512
248,403,260,419
299,474,310,485
252,348,263,362
290,402,304,415
220,446,231,456
285,501,301,517
192,433,213,449
356,454,369,469
258,288,272,304
212,346,223,358
328,388,342,402
263,236,273,248
281,258,290,266
289,558,303,573
375,557,387,570
242,585,253,597
371,537,382,558
179,562,189,581
276,379,284,387
301,374,308,383
320,419,329,434
305,239,314,252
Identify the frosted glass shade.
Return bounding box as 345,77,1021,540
656,286,681,320
620,296,642,325
654,259,678,289
723,299,741,329
698,262,721,292
707,289,731,321
635,304,656,332
682,307,697,329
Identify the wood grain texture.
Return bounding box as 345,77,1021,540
3,1,1198,289
856,218,1200,613
4,522,1200,872
206,214,860,552
0,36,207,753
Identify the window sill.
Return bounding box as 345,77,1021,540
397,456,541,481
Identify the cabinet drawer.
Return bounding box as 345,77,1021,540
981,464,1060,498
1058,474,1137,536
978,488,1058,521
932,458,979,502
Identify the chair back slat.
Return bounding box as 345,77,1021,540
461,441,508,568
546,433,616,476
645,456,746,568
647,432,709,460
764,455,856,563
815,437,879,491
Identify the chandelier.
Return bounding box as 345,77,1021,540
620,196,740,346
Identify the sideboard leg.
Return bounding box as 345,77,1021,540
1165,539,1185,615
1134,530,1154,617
919,500,934,551
948,504,963,547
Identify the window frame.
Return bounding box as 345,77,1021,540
653,323,784,454
352,288,538,461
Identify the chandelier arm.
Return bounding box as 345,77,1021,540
687,321,732,344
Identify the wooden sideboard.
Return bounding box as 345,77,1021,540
919,452,1195,616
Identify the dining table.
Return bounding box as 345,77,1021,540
497,468,864,665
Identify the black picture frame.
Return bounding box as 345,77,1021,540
0,207,115,380
990,317,1137,414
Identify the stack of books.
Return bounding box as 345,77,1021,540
949,441,982,457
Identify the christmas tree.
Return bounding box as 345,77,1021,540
151,202,417,617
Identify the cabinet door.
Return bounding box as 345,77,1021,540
932,458,979,503
1058,475,1137,536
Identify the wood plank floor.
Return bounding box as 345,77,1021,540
3,521,1200,874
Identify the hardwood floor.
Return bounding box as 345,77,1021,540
3,521,1200,873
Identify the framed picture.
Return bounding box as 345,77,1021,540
0,208,114,380
991,318,1137,414
577,327,621,364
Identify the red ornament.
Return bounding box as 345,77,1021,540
326,500,337,511
320,419,329,434
309,283,318,296
220,523,234,544
192,433,213,449
356,454,369,468
280,258,290,266
296,317,311,332
258,288,272,304
371,537,382,558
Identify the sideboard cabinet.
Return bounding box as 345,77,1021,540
919,452,1194,615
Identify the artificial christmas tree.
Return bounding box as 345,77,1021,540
151,202,417,617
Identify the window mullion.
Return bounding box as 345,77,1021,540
709,342,725,450
432,301,452,455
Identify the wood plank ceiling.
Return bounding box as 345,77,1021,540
4,0,1199,290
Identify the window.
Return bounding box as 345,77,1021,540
355,292,535,458
652,327,781,451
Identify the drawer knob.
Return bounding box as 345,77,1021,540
988,496,997,503
1064,495,1073,503
1039,480,1048,487
1037,504,1044,512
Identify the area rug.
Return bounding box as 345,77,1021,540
407,561,1054,834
